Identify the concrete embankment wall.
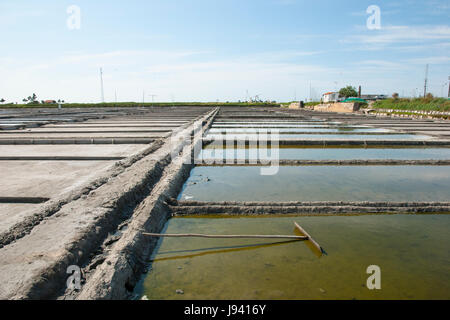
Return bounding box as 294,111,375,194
314,102,360,113
0,108,218,300
74,109,219,300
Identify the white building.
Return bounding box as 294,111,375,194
322,92,340,103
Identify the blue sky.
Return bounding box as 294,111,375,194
0,0,449,103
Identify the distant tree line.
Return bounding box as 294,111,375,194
16,94,64,105
23,93,38,104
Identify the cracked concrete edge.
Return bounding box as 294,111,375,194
1,109,217,300
0,110,212,247
0,140,165,247
4,149,171,300
74,158,191,300
74,109,219,300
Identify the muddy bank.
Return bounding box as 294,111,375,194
169,200,450,215
172,200,450,207
171,205,450,215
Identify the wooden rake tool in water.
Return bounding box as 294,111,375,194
142,221,325,255
293,221,327,256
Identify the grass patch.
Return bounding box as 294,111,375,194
373,98,450,112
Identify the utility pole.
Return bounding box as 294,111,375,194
448,76,450,98
309,82,312,102
149,94,157,105
100,68,105,103
142,90,145,103
423,64,429,97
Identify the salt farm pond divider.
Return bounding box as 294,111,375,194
132,107,450,300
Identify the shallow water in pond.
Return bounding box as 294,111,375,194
198,147,450,161
208,128,392,133
179,166,450,201
205,133,431,140
211,125,345,129
211,123,338,127
135,215,450,300
213,120,328,124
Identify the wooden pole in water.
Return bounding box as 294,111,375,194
293,221,324,254
142,232,308,240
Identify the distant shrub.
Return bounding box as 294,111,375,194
339,86,358,98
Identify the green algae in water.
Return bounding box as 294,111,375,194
179,166,450,202
136,215,450,300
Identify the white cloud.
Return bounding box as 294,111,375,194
356,25,450,44
0,48,343,103
355,60,406,69
60,50,209,65
407,56,450,65
1,44,448,103
0,3,47,26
